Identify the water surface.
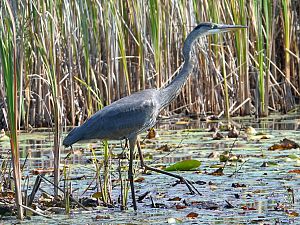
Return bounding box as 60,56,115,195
1,114,300,224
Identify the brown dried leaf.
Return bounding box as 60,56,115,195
228,126,239,138
241,205,256,210
186,212,199,218
146,128,157,139
268,138,300,151
168,197,181,201
209,167,224,176
288,169,300,174
287,211,299,217
134,177,145,182
175,204,187,210
0,191,15,199
31,168,54,175
212,131,224,140
156,144,170,152
95,215,110,220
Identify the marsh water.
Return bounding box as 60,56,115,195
1,114,300,224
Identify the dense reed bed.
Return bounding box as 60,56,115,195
0,0,299,129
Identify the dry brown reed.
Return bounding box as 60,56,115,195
0,0,299,129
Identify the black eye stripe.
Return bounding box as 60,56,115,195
194,24,203,30
194,23,217,30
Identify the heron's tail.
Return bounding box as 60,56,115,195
63,127,82,147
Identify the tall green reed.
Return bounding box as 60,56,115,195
0,1,24,219
253,0,266,116
33,1,62,196
230,0,250,115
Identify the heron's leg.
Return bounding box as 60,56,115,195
128,137,137,210
136,139,201,196
136,139,145,168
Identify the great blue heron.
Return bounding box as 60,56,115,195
63,22,246,210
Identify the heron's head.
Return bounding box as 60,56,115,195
182,22,247,59
192,22,247,36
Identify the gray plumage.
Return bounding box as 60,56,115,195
63,23,246,147
64,89,161,144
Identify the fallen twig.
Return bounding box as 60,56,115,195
39,175,89,210
20,204,52,219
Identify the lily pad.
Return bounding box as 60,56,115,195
164,159,201,171
288,154,300,160
92,192,103,199
0,135,9,142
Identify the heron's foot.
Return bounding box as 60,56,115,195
143,164,201,196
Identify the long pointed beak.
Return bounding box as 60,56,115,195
207,24,247,35
217,24,248,31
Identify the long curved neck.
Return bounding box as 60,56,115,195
158,32,198,109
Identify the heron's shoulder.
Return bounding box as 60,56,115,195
111,89,159,106
123,89,159,99
94,89,159,115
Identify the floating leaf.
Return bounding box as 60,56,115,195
287,211,299,217
212,131,224,140
95,215,110,220
288,154,300,160
92,192,102,199
209,168,224,176
168,197,181,201
167,218,182,223
134,177,145,183
156,144,170,152
219,151,230,162
288,169,300,174
186,212,199,218
31,168,54,175
0,135,9,142
0,129,9,142
241,205,256,210
0,191,15,199
268,138,300,150
268,161,278,166
228,126,239,138
146,128,157,139
164,159,201,171
167,218,177,224
175,204,187,210
245,126,257,135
